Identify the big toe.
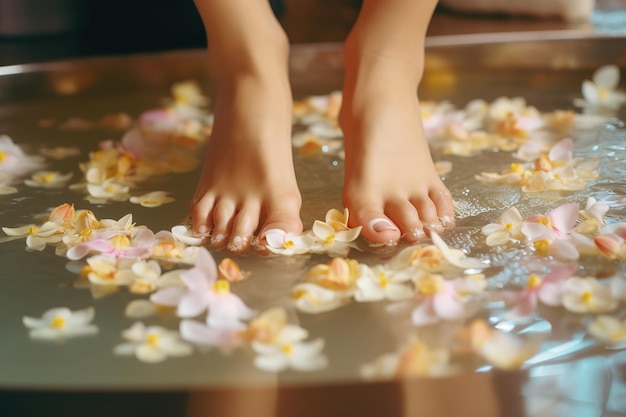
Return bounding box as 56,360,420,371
352,208,402,245
257,196,303,247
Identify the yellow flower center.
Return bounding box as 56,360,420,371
142,199,158,205
534,155,552,172
292,289,306,299
283,240,295,249
581,291,593,304
41,172,56,183
324,234,335,244
214,279,230,295
117,155,133,176
537,216,551,227
130,280,154,294
51,316,66,329
527,274,542,289
282,344,293,356
111,234,131,250
27,226,39,235
508,163,524,174
146,332,160,346
106,185,116,193
597,87,609,101
504,223,513,231
417,275,442,295
80,265,92,279
0,151,6,162
533,239,550,253
378,272,389,289
612,329,626,341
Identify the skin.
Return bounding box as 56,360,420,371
190,0,455,252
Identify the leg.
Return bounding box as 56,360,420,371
340,0,455,245
191,0,302,252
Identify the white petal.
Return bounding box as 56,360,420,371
136,344,167,363
277,325,309,345
291,353,328,372
150,286,186,306
67,307,95,326
113,343,137,356
125,300,158,318
63,325,99,337
254,353,288,372
29,327,62,340
22,316,44,329
593,65,620,90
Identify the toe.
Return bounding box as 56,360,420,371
211,199,236,248
190,194,215,235
258,195,303,240
412,196,443,233
353,208,401,245
430,186,455,227
227,203,260,253
385,200,426,243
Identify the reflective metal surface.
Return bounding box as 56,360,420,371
1,34,625,417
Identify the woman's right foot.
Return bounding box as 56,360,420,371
190,53,302,253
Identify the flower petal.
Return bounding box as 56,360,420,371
593,65,620,90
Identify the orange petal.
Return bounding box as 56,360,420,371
218,258,252,283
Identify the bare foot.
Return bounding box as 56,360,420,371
190,71,302,253
340,67,455,245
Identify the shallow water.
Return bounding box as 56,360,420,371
0,39,625,416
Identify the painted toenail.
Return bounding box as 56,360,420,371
227,236,248,252
424,222,443,231
410,228,426,239
370,218,398,233
211,233,225,245
441,216,455,227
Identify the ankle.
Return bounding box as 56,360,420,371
209,29,290,81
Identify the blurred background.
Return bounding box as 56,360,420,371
0,0,624,66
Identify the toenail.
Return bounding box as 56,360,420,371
370,218,398,233
424,222,443,231
211,233,225,244
440,216,455,227
410,228,426,239
227,236,248,252
198,225,208,234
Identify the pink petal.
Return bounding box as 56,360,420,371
521,222,555,241
549,203,579,234
177,291,210,318
66,240,112,260
410,299,440,326
507,293,538,318
543,264,577,284
538,281,564,307
548,138,573,163
195,247,217,282
432,293,465,321
548,240,580,262
180,268,210,290
179,319,220,346
133,228,156,247
207,293,254,322
150,286,186,306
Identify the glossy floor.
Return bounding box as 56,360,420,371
0,35,625,417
